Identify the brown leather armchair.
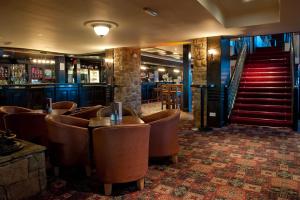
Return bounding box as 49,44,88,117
69,105,102,119
92,124,150,195
52,101,77,115
0,106,32,131
4,112,48,147
45,114,90,176
98,106,137,117
141,109,180,163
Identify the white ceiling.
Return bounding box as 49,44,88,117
0,0,299,54
142,45,183,59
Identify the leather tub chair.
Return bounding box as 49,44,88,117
45,114,90,176
98,106,137,117
70,105,102,119
52,101,77,115
92,124,150,195
4,112,48,147
141,109,180,163
0,106,32,131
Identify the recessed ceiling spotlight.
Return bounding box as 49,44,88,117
143,7,158,17
84,20,118,37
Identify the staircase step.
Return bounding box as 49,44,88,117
241,76,290,82
232,110,292,120
237,92,291,99
234,103,291,112
236,98,291,105
242,71,290,76
243,67,289,72
238,87,291,93
239,81,291,87
247,60,289,65
245,63,289,68
247,57,289,61
248,53,289,60
255,47,284,52
230,116,293,127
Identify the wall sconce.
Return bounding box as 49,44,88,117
104,58,114,64
158,68,165,72
208,49,217,60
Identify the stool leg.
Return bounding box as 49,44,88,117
85,165,92,176
137,178,145,190
104,184,112,195
171,155,178,164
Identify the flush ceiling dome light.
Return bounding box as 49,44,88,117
84,20,118,37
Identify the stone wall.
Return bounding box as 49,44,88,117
0,142,46,200
192,38,208,128
113,47,141,113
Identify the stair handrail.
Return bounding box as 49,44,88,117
227,43,248,119
289,33,297,129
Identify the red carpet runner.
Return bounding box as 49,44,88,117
230,47,292,127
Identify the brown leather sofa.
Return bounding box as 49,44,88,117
141,109,180,163
69,105,102,119
52,101,77,115
0,106,32,131
45,114,90,176
92,124,150,195
98,106,137,117
4,112,48,147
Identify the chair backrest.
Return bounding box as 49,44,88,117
0,106,32,131
141,109,180,157
92,124,150,183
69,105,102,119
0,106,32,114
142,109,180,123
45,114,89,166
4,112,48,146
52,101,77,114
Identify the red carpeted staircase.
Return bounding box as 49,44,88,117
230,47,293,127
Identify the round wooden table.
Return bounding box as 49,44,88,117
31,109,70,115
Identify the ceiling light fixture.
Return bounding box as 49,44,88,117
143,7,158,17
140,66,147,70
84,20,118,37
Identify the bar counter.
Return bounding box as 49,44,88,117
0,83,112,108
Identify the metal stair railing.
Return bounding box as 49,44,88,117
226,43,248,120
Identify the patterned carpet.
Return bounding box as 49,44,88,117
34,123,300,200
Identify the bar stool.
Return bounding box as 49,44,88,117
161,85,172,110
169,85,183,109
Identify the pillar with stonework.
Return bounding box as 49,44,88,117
113,47,141,114
192,38,207,128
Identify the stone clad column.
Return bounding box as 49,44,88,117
113,47,141,113
192,38,207,128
